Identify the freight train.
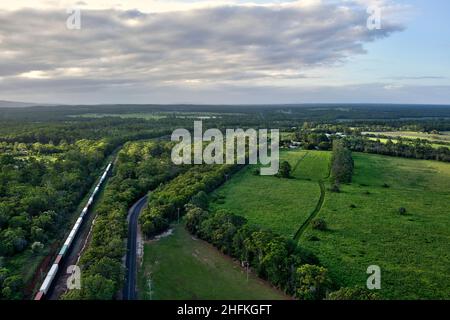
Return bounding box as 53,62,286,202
34,163,112,300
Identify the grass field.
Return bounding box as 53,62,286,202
300,153,450,299
364,131,450,144
210,151,330,238
211,149,450,299
137,224,288,300
367,137,449,149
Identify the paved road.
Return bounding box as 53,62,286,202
123,194,148,300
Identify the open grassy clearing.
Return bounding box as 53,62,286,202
300,153,450,299
364,131,450,143
290,150,331,180
210,151,330,238
137,224,288,300
367,137,449,149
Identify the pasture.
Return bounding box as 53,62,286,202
301,153,450,299
212,149,450,299
210,151,331,237
363,131,450,144
137,224,288,300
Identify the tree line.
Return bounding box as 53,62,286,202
330,140,354,185
139,164,241,238
62,141,182,300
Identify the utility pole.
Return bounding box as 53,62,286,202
245,250,249,283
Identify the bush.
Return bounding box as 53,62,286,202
252,168,260,176
327,286,380,300
31,241,44,254
311,218,327,231
278,161,292,178
330,183,340,193
306,235,320,242
295,264,331,300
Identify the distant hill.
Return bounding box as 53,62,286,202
0,100,57,108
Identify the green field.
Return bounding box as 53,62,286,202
300,153,450,299
211,149,450,299
210,151,330,238
367,137,449,149
137,224,288,300
364,131,450,144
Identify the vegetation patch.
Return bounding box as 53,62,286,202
137,224,288,300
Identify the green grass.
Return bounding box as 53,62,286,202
137,224,288,300
290,150,331,180
300,153,450,299
365,131,450,144
210,151,330,238
367,137,449,149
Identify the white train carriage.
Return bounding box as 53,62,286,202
39,264,59,295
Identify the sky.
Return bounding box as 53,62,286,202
0,0,449,105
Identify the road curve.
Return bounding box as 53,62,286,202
123,194,148,300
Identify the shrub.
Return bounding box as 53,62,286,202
252,168,260,176
278,161,292,178
31,241,44,254
295,264,331,300
306,235,320,242
311,218,327,231
330,183,340,193
327,286,380,300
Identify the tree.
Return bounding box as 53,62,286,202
31,241,44,254
79,274,115,300
185,207,208,235
295,264,331,300
1,275,23,300
278,161,292,178
190,191,209,210
330,140,354,184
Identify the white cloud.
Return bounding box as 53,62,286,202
0,1,412,103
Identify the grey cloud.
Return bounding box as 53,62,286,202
0,3,403,102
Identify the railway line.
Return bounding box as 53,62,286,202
34,162,112,300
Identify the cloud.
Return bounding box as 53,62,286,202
387,76,447,81
0,1,405,103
